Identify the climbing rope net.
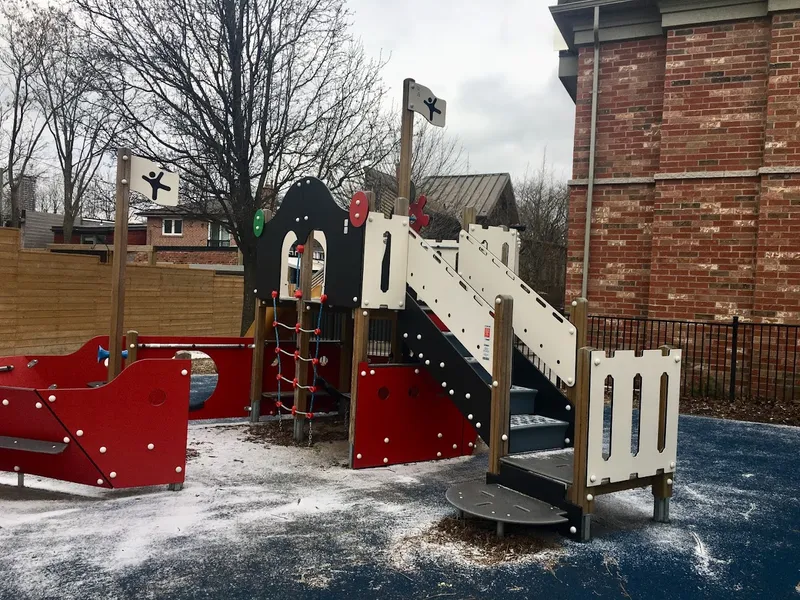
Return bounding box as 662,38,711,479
271,243,327,445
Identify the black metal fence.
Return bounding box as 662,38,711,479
588,315,800,403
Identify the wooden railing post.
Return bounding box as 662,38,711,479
653,345,675,522
249,299,268,423
488,294,514,476
462,206,477,230
293,232,315,442
569,347,594,513
390,195,410,362
348,308,370,466
126,330,139,365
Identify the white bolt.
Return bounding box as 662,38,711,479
384,437,389,444
368,217,373,223
304,215,308,221
570,526,577,534
13,466,20,472
403,333,408,338
449,389,454,396
441,382,447,388
97,479,104,485
419,353,424,358
567,377,574,385
295,217,300,222
425,360,430,365
121,178,128,184
465,393,471,400
468,414,473,420
571,300,577,307
569,328,575,335
356,453,362,459
1,399,7,406
63,437,70,443
147,443,154,450
364,300,370,306
492,381,498,388
383,457,388,464
416,334,422,340
122,155,129,161
360,370,366,377
452,444,457,449
414,369,419,374
565,438,571,444
667,478,673,485
35,402,42,409
369,369,375,375
468,442,474,448
400,301,405,306
362,311,368,316
436,452,441,457
253,289,258,293
475,422,481,429
501,434,508,441
437,433,443,438
566,405,572,411
354,212,360,219
670,461,676,469
353,297,358,302
674,356,681,363
439,362,445,368
77,430,84,437
587,494,594,502
594,358,601,366
48,395,56,402
590,474,596,483
175,466,182,473
100,446,107,454
130,343,136,349
109,471,116,479
495,297,501,304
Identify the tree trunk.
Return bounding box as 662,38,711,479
62,179,77,243
9,183,21,229
240,242,257,336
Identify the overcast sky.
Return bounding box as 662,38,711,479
347,0,576,182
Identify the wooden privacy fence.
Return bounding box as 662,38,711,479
0,228,243,355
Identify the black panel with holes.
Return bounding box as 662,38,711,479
398,292,493,445
256,177,365,308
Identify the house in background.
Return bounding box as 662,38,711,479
136,207,240,267
49,218,148,263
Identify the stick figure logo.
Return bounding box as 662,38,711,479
423,96,441,122
141,171,172,202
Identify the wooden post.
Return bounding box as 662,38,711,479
126,330,139,364
390,196,410,362
398,78,415,202
462,206,477,230
488,294,514,476
569,347,593,511
348,307,370,463
339,311,354,393
107,148,132,382
148,249,157,266
249,299,268,423
293,232,315,442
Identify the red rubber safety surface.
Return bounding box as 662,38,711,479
349,191,369,227
0,359,190,489
351,362,477,469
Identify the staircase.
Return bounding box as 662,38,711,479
399,292,583,536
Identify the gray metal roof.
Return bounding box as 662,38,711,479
421,173,511,218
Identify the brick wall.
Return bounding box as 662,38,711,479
155,250,239,265
567,12,800,325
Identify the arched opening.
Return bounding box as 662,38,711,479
174,351,218,411
282,231,328,301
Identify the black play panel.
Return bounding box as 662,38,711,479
398,292,493,446
256,177,365,308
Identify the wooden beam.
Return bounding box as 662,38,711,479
249,299,268,423
568,347,593,510
293,232,315,442
391,195,409,362
348,307,370,463
107,148,132,382
488,294,514,476
126,330,139,365
397,78,414,202
462,206,477,230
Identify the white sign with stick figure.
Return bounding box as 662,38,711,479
129,156,180,206
408,82,446,127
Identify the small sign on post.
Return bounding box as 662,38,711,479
407,82,447,127
129,156,180,206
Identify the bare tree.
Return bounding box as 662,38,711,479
36,175,62,213
77,0,394,333
515,157,569,307
35,7,119,241
0,1,53,227
80,176,115,221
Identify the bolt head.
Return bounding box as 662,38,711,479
364,300,369,305
109,471,116,479
63,437,70,443
100,446,107,454
441,382,446,388
449,389,454,396
48,395,56,402
35,402,42,409
465,393,471,400
587,494,594,502
13,466,20,472
416,334,422,340
356,453,362,459
419,353,424,358
674,356,681,363
121,178,128,185
122,155,129,160
414,369,419,374
360,370,366,377
383,458,388,464
571,300,577,307
437,433,442,438
594,358,601,366
468,442,474,448
369,369,375,375
147,443,154,450
569,526,577,534
403,333,408,338
567,377,574,385
77,430,84,437
492,381,498,388
452,444,457,449
667,478,673,485
362,311,368,316
495,297,501,305
176,466,182,473
97,479,104,485
565,438,571,444
436,452,441,457
1,399,7,406
670,461,676,469
590,474,596,482
384,437,389,444
501,434,508,442
569,328,575,335
353,297,358,302
475,422,481,429
181,369,188,376
425,360,430,365
467,414,473,420
566,405,572,411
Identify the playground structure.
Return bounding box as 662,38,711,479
0,175,681,542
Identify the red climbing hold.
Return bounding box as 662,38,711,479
309,386,317,393
294,323,301,332
274,347,280,354
408,195,431,233
296,244,305,254
272,321,278,328
271,290,278,298
275,374,282,381
294,350,300,360
349,191,368,227
320,294,328,303
292,378,298,388
312,358,319,365
314,328,321,336
294,289,303,299
307,412,314,420
275,401,282,408
291,406,297,416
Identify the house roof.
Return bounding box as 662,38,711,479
422,173,513,218
51,223,147,233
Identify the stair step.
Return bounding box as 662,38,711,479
509,386,537,415
501,449,574,485
445,481,568,526
509,415,569,454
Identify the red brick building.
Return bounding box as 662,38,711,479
552,0,800,323
137,209,239,266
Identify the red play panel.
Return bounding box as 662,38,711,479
0,359,190,489
352,362,477,469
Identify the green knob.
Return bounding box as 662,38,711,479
253,209,265,237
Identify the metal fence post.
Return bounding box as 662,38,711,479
729,315,739,403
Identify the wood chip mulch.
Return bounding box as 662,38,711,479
680,395,800,427
243,418,349,447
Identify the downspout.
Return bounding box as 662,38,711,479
581,5,600,298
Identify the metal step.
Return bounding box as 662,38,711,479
0,435,68,454
445,481,568,536
501,449,574,485
509,415,569,454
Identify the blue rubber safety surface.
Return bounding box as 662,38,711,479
0,414,798,600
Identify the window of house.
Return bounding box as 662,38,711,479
163,218,183,236
208,222,231,247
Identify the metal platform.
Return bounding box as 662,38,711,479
445,481,567,536
501,449,574,484
0,435,68,454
